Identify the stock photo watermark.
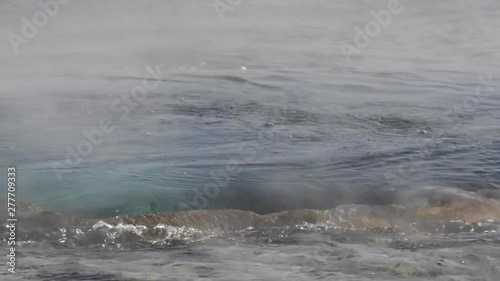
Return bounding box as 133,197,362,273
385,74,497,187
6,0,70,54
6,167,17,274
339,0,404,64
212,0,243,21
186,98,300,210
189,125,275,210
50,64,167,182
281,234,358,281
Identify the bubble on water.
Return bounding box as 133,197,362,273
93,221,113,229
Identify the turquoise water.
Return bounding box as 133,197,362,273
0,71,499,218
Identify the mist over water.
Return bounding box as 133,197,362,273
0,0,499,280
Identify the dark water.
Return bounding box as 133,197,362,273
1,70,499,217
0,0,499,280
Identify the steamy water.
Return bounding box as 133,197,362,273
0,0,499,280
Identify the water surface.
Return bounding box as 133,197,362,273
0,0,499,280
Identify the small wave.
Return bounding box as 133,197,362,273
2,187,499,249
178,73,282,90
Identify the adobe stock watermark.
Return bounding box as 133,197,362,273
188,125,275,210
281,235,357,281
184,90,325,211
212,0,243,21
385,74,497,187
339,0,404,64
6,0,70,54
51,64,167,182
186,102,302,210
